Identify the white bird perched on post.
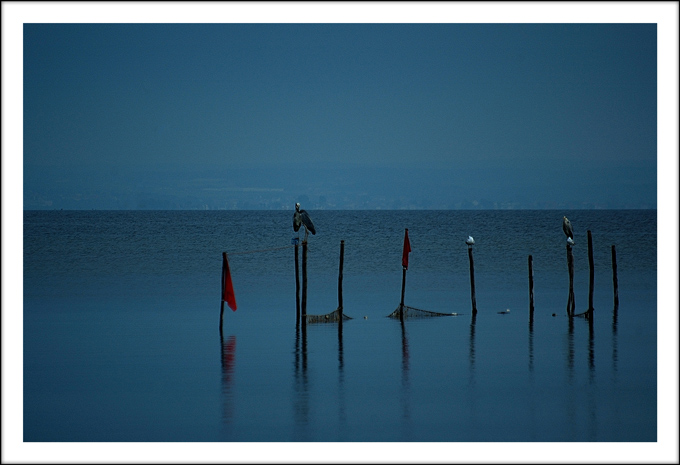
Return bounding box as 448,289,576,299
293,202,316,242
562,216,574,242
567,237,575,246
465,236,475,247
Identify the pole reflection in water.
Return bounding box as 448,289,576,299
611,306,620,432
220,334,237,424
587,314,597,440
467,312,478,432
399,320,411,440
566,317,575,379
469,312,477,383
565,317,576,439
337,322,347,439
588,315,595,379
612,307,618,373
564,315,599,440
293,320,309,438
528,319,534,373
527,318,536,439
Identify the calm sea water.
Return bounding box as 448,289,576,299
23,210,656,442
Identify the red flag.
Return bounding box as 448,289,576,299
222,253,238,311
402,228,411,269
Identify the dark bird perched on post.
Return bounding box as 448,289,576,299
562,216,574,242
293,202,316,242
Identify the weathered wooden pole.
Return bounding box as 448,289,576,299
399,228,410,322
611,245,619,312
219,301,225,334
294,242,300,325
566,243,575,316
302,240,308,325
338,240,344,328
528,254,534,321
587,230,595,316
399,267,406,321
220,252,227,333
468,245,477,314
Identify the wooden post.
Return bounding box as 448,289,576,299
399,228,410,322
611,245,619,312
587,230,595,316
528,255,534,321
220,300,225,335
399,267,406,321
220,252,226,333
566,243,575,316
468,246,477,314
338,240,344,328
302,240,308,324
295,242,300,325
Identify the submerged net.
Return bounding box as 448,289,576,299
306,307,353,324
387,304,460,319
573,308,593,319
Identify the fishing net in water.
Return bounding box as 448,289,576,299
306,307,353,324
387,304,459,319
572,308,593,319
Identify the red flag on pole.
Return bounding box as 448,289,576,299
402,228,411,269
222,253,238,311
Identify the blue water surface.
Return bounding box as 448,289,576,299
23,210,657,442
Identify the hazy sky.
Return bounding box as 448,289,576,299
21,18,660,209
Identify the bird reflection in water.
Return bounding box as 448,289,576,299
220,334,237,423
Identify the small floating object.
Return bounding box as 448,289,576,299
552,313,557,317
450,312,458,316
363,316,368,319
498,308,510,314
465,236,475,246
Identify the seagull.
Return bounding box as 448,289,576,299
567,237,575,246
293,202,316,242
562,216,574,241
465,236,475,247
